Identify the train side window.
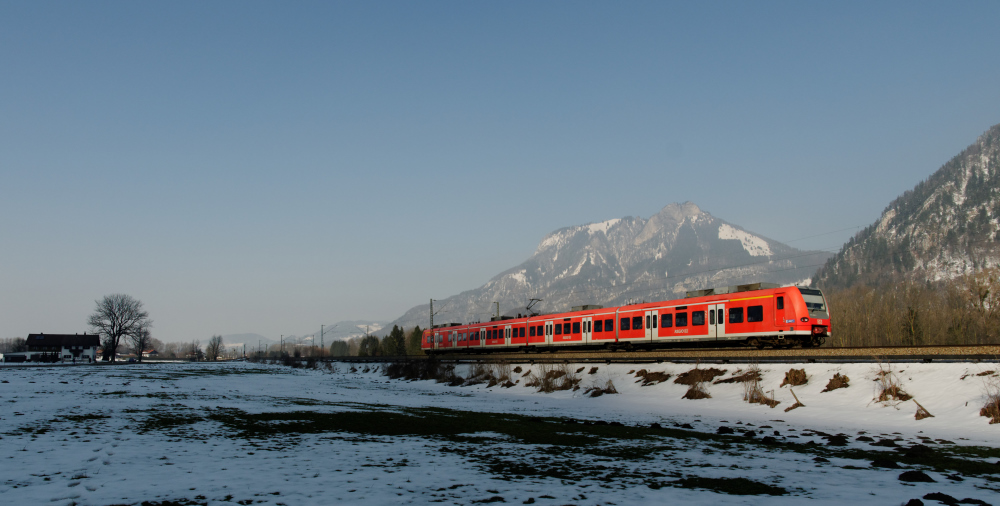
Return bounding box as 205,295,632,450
555,323,562,335
632,316,642,330
692,311,705,326
645,315,650,329
605,319,614,331
529,326,535,337
537,325,544,336
776,296,784,310
747,305,764,322
729,307,744,323
572,322,580,334
620,318,630,331
710,309,715,325
676,312,688,327
652,315,657,328
661,314,673,327
595,320,603,332
519,327,525,338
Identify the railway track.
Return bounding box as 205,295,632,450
320,344,1000,364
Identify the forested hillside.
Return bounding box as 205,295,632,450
815,123,1000,290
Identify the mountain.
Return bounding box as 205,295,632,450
303,320,389,342
220,321,388,349
815,123,1000,290
390,202,831,329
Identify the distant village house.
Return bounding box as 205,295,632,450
0,334,100,363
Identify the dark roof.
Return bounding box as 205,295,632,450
26,334,100,348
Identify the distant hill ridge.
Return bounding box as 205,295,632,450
389,202,830,330
815,122,1000,289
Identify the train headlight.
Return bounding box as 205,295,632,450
800,317,809,322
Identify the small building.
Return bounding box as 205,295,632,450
1,334,100,363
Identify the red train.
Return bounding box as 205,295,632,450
421,283,830,353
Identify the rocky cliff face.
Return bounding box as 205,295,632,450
391,202,830,329
815,123,1000,290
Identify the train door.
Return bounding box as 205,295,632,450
582,317,592,343
774,293,791,328
504,325,512,348
544,320,554,345
644,310,658,340
710,304,726,339
434,332,441,350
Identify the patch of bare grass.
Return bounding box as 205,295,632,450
588,367,599,375
677,364,722,400
779,369,808,387
822,373,850,392
634,369,672,386
714,370,760,385
674,367,726,385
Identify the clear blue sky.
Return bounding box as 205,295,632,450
2,1,998,342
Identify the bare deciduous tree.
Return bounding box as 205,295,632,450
128,324,153,363
88,294,152,362
206,335,224,361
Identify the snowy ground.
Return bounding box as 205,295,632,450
1,360,999,505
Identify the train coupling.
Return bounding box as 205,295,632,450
811,325,829,336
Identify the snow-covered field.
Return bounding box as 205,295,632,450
1,360,999,505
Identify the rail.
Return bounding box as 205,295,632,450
305,344,1000,365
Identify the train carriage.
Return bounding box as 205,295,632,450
422,283,830,353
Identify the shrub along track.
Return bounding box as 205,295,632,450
323,344,1000,365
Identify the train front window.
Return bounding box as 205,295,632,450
797,288,829,318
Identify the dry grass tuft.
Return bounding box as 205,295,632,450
914,399,934,420
873,359,911,405
588,367,599,375
784,388,805,412
682,382,711,399
462,361,512,387
584,378,619,397
822,373,850,392
981,377,1000,424
780,369,808,387
524,364,581,393
742,362,780,408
